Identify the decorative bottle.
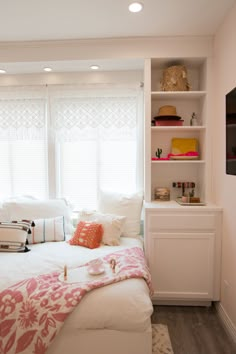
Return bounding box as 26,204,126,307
190,112,198,126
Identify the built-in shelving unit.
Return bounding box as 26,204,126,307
144,57,222,305
144,57,210,202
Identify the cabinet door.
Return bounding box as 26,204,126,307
150,232,215,301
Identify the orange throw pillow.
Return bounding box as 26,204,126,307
69,221,103,249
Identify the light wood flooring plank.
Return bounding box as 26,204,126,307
151,305,236,354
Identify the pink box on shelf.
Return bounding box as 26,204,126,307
155,120,184,126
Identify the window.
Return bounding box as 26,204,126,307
0,86,48,200
0,85,143,210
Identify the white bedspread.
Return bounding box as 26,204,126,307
0,237,153,332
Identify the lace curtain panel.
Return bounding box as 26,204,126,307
49,87,140,141
0,86,46,140
0,85,140,139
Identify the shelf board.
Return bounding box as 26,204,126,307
151,160,206,164
151,126,206,131
151,91,207,100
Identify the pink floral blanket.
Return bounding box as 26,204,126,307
0,246,152,354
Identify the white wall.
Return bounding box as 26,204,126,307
214,3,236,338
0,36,212,63
0,71,144,87
0,36,212,87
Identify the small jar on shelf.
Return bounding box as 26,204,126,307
190,112,198,126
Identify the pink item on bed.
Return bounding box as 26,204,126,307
0,247,152,354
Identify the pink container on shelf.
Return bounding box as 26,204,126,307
155,120,184,126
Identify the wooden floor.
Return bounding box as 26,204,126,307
151,305,236,354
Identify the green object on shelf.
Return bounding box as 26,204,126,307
156,148,162,158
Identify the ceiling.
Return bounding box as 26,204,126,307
0,0,235,74
0,0,235,41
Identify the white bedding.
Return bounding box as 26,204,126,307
0,237,153,333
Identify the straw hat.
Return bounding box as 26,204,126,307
154,105,181,120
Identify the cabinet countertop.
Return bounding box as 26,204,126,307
144,200,222,211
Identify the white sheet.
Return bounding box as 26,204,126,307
0,237,153,332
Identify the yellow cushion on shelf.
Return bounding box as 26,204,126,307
171,138,198,154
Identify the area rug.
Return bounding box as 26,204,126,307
152,324,174,354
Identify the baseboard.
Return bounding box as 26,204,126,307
152,299,211,306
215,302,236,343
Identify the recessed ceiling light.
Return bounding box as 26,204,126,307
0,69,6,74
44,67,52,72
90,65,100,70
129,2,143,13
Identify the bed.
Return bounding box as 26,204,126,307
0,236,153,354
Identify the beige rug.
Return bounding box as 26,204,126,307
152,324,174,354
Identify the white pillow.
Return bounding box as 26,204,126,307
0,206,8,222
78,210,126,246
2,199,73,234
28,216,65,244
98,191,143,237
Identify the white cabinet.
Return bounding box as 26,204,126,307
144,203,222,305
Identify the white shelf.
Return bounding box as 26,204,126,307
151,126,206,131
151,160,205,164
151,91,207,100
145,200,222,211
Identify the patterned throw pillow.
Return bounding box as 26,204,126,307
28,216,65,244
78,210,126,246
0,220,33,252
69,221,103,249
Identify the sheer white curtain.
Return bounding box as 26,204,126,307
50,85,143,210
0,86,48,199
